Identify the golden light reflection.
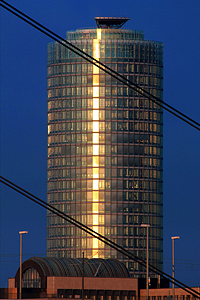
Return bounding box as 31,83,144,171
93,215,99,225
93,65,99,74
93,168,99,178
93,75,99,85
93,191,99,201
93,180,99,190
93,133,99,143
93,238,99,249
93,121,99,132
93,110,99,120
93,87,99,97
92,31,101,258
94,44,100,59
97,28,101,40
93,98,99,109
92,250,99,258
93,156,99,166
93,203,99,213
93,145,99,155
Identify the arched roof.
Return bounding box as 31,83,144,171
15,257,130,288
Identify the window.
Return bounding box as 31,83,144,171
22,268,41,288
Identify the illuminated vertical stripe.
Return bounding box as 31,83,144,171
92,29,101,258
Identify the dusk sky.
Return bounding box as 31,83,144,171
0,0,200,288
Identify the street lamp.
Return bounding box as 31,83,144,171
19,231,28,299
141,224,150,300
171,236,180,300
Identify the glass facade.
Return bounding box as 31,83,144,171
46,24,163,277
22,268,41,288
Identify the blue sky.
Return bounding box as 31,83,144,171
0,0,200,288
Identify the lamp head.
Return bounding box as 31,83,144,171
171,236,180,240
141,224,150,228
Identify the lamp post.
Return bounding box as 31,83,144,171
82,251,84,300
171,236,180,300
141,224,150,300
19,231,28,299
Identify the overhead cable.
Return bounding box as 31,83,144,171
1,0,200,131
0,176,200,299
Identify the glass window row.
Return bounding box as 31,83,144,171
48,143,163,159
47,62,162,77
66,29,144,41
47,158,163,170
47,75,163,88
46,235,162,250
47,213,162,227
48,40,162,64
46,225,162,237
47,98,163,110
47,151,163,167
47,157,163,172
48,168,162,180
47,134,162,146
48,146,162,157
47,179,163,192
47,191,162,202
46,202,162,215
47,86,163,99
47,90,163,102
48,130,162,142
48,111,162,122
47,220,162,234
47,125,162,135
48,131,163,143
47,123,163,135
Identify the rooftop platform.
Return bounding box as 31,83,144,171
95,17,130,29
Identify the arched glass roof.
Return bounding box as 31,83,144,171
15,257,130,288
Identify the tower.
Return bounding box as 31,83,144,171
47,17,163,277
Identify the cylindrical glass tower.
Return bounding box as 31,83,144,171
47,18,163,277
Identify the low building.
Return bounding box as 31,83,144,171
1,257,199,300
8,257,138,299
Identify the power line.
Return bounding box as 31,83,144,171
1,0,200,131
2,256,199,271
1,255,200,267
164,258,200,264
0,0,200,296
0,176,199,299
0,254,46,257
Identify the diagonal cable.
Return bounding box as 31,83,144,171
0,0,200,296
0,0,200,131
0,176,200,298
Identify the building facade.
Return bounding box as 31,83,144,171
46,17,163,277
6,257,169,300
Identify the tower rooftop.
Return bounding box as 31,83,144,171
95,17,130,29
